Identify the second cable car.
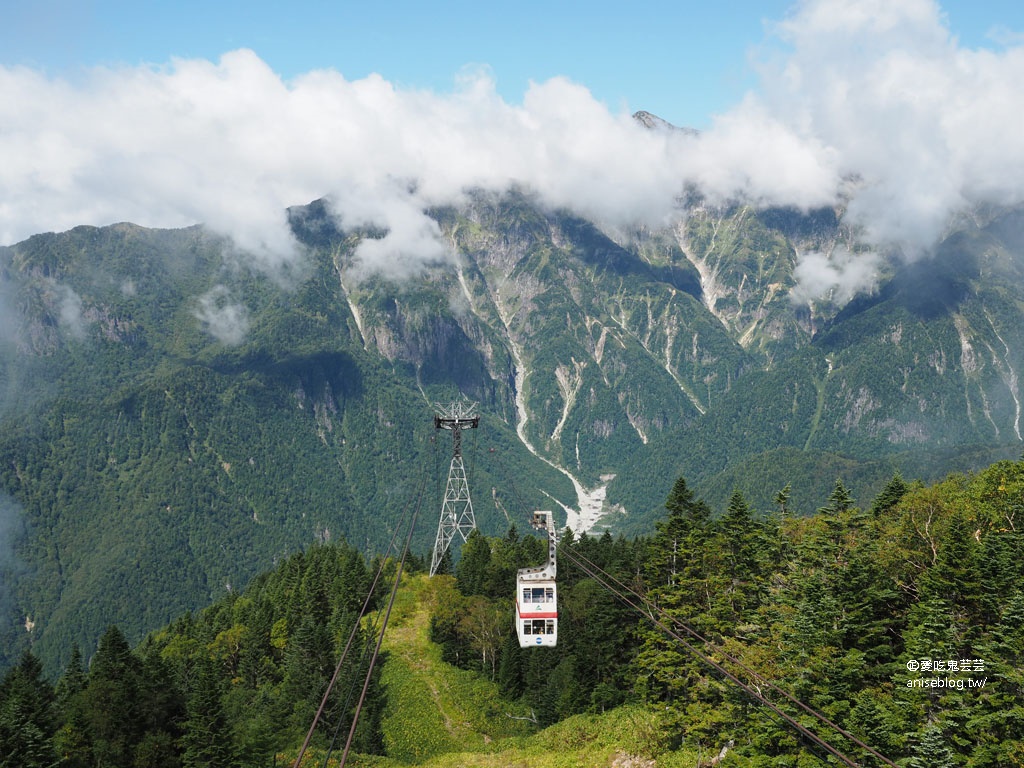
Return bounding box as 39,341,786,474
515,510,558,647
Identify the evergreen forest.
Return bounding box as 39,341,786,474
4,198,1024,684
4,456,1023,767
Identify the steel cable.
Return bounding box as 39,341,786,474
558,543,900,768
292,458,429,768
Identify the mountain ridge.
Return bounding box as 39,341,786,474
2,190,1023,674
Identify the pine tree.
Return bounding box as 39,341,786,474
135,643,186,762
902,597,954,663
82,626,145,768
964,590,1024,765
819,478,855,515
718,489,759,577
496,632,524,699
645,476,711,590
282,616,335,737
456,528,492,597
871,472,909,516
907,723,957,768
180,657,236,768
53,646,94,768
0,651,57,768
434,547,454,577
54,646,87,707
918,510,984,637
773,483,792,517
706,490,763,629
635,477,716,711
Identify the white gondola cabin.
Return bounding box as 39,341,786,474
515,511,558,647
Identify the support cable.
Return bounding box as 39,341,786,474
557,544,874,768
338,471,426,766
320,614,384,767
561,545,898,768
500,472,894,768
292,463,427,768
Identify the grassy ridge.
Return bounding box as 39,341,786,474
378,575,532,761
336,574,698,768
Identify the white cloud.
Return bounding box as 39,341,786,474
194,286,250,345
790,246,882,305
57,284,88,340
760,0,1024,256
0,0,1023,303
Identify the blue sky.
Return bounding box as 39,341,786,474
6,0,1023,130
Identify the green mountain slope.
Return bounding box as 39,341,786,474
0,217,570,674
5,457,1024,766
3,193,1024,676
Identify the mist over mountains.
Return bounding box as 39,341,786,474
3,0,1024,681
1,183,1023,676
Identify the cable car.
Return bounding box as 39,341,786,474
515,510,558,647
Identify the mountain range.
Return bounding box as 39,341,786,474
1,150,1023,674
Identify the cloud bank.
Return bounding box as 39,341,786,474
1,0,1022,301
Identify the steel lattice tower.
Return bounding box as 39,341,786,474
430,401,480,576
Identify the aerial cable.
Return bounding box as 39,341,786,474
320,615,384,767
501,476,878,763
557,545,870,768
292,486,411,768
292,457,430,768
338,469,427,767
560,545,898,768
559,546,861,767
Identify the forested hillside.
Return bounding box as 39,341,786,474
430,457,1024,767
0,215,571,674
2,193,1024,680
3,457,1022,766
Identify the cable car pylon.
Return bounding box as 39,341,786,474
429,400,480,576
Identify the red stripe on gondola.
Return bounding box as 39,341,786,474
516,604,558,619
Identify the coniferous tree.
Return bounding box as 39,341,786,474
964,590,1024,765
918,511,984,642
522,649,560,726
180,657,236,768
496,632,524,700
718,490,760,577
978,530,1024,624
483,525,523,599
871,472,909,517
135,643,186,764
819,478,855,515
908,723,957,768
282,616,334,738
635,477,715,712
53,647,94,768
83,626,145,768
456,528,492,597
546,655,585,721
54,646,86,708
773,483,791,517
0,651,56,768
434,547,454,577
645,476,711,591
